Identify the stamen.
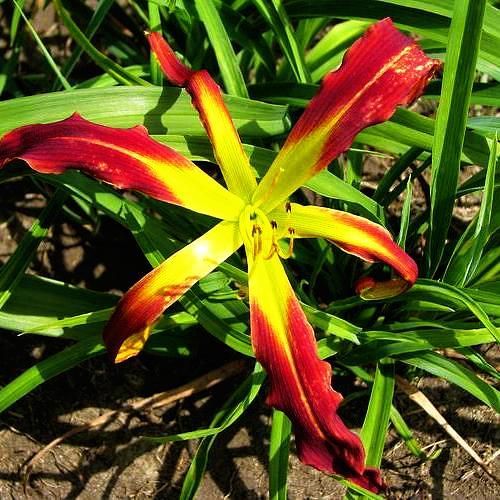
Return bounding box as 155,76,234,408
285,201,292,213
252,224,262,258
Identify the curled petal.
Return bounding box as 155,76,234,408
104,221,241,362
0,114,244,220
270,203,418,298
247,253,384,492
252,18,440,212
148,32,257,200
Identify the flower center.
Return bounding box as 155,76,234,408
238,205,294,260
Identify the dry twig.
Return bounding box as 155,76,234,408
396,375,499,484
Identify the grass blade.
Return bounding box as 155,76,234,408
427,0,487,275
0,87,289,138
359,359,395,468
269,410,291,500
12,0,71,90
194,0,249,97
0,335,105,415
390,406,428,459
148,1,163,86
53,0,116,90
252,0,311,83
400,351,500,411
397,179,413,248
179,363,265,500
444,136,498,285
53,0,150,87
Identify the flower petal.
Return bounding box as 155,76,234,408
247,252,384,492
0,114,244,220
270,203,418,298
148,32,257,200
252,18,440,212
104,221,241,362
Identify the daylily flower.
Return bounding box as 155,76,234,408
0,18,438,492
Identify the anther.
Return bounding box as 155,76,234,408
271,220,278,230
285,201,292,213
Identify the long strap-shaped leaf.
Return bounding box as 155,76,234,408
269,410,292,500
194,0,249,97
52,0,115,90
359,359,395,468
252,0,311,83
179,363,266,500
427,0,487,275
53,0,150,86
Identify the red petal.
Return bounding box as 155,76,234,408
0,114,244,220
248,254,384,492
253,18,440,212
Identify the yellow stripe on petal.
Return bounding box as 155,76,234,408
104,221,242,362
147,33,257,201
187,71,258,200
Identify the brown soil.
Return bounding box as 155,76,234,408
0,334,498,500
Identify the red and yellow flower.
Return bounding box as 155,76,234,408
0,19,439,492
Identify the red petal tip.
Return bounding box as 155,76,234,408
147,31,193,86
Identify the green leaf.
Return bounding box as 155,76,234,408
285,0,499,77
269,410,291,500
360,359,395,468
444,138,498,285
373,147,422,203
9,0,25,44
390,406,428,459
0,335,105,415
425,80,500,106
148,0,163,86
12,0,71,90
0,87,290,138
53,0,116,90
427,0,487,275
306,20,369,82
400,351,500,411
415,280,500,342
53,0,151,86
194,0,249,97
179,363,265,500
216,2,275,76
397,179,413,248
343,327,498,365
252,0,311,83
